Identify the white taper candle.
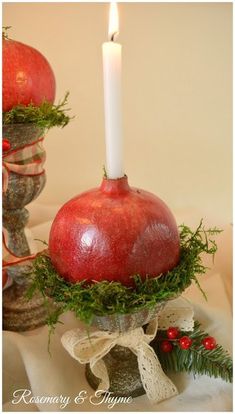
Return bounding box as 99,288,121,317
102,3,124,179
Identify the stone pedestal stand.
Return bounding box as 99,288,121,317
3,124,47,331
85,304,165,398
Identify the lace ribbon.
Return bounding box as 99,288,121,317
61,299,194,404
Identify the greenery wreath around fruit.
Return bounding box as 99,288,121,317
27,220,219,324
27,220,232,382
3,91,73,130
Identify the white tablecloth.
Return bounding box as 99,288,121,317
3,206,233,412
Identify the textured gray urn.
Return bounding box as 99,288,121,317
3,124,47,331
85,303,165,398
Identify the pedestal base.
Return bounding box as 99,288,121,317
3,283,47,331
85,345,145,398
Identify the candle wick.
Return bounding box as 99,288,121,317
110,32,118,42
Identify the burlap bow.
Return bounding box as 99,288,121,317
61,300,194,404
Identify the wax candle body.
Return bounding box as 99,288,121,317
102,41,124,179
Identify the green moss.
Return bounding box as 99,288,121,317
27,220,221,328
3,92,73,130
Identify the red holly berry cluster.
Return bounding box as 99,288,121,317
160,327,217,353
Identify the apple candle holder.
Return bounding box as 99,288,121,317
3,123,48,331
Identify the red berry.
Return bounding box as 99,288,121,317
167,327,180,340
2,139,11,152
179,336,192,350
161,340,173,353
202,336,216,350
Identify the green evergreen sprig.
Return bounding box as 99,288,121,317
3,92,73,130
27,221,221,329
153,321,232,383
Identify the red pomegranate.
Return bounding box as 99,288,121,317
49,176,180,286
3,37,56,112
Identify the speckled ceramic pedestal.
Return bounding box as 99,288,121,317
3,124,47,331
85,303,165,398
86,345,144,398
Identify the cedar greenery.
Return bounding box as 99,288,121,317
27,221,221,329
153,321,232,383
3,92,73,130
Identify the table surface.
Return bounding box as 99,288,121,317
3,205,233,412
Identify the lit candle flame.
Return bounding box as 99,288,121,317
108,2,119,41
